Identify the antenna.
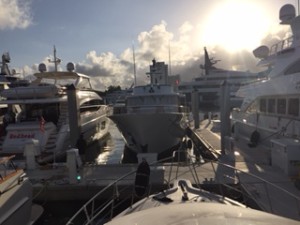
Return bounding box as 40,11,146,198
48,45,61,72
168,41,172,76
132,43,137,86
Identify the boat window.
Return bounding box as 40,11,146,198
41,78,76,86
246,100,258,113
80,99,103,113
77,77,92,89
277,98,286,115
288,98,299,116
20,103,59,124
284,59,300,75
267,99,276,113
259,98,267,113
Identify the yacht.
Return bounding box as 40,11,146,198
66,154,300,225
109,59,188,162
104,180,298,225
0,155,43,225
0,56,110,163
178,48,264,111
231,4,300,176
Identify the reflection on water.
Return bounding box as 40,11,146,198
96,123,124,164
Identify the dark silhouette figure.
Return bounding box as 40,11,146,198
76,133,87,162
135,158,150,197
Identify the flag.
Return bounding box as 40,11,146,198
40,116,45,133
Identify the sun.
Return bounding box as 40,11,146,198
200,1,271,52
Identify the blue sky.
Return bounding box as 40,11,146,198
0,0,297,89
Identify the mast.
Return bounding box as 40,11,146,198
132,43,137,86
48,45,61,72
168,41,172,76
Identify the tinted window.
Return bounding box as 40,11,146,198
260,99,267,113
267,99,276,113
288,98,299,116
277,98,286,114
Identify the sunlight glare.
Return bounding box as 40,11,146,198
200,1,271,52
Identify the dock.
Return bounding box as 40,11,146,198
193,119,300,221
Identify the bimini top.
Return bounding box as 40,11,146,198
32,71,92,89
0,70,94,101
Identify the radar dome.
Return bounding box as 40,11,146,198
280,4,296,24
38,63,47,72
253,46,269,59
66,62,75,72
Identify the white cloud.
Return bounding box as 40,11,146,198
0,0,32,30
20,18,289,90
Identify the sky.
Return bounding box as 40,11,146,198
0,0,298,90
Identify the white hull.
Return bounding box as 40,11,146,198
0,155,42,225
110,112,186,155
0,171,32,225
1,109,110,155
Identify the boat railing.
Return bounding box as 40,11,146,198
65,149,300,225
269,36,294,56
110,105,188,115
0,155,21,182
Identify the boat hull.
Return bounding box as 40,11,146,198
0,170,32,225
0,108,110,162
110,112,186,155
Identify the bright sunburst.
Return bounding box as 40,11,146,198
200,1,271,52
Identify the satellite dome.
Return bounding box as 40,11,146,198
280,4,296,24
38,63,47,72
66,62,75,72
253,46,269,59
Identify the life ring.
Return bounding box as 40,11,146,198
249,130,260,147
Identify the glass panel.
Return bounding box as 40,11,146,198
288,98,299,116
267,99,276,113
277,98,286,114
260,98,266,113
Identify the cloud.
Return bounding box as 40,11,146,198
20,18,289,90
0,0,33,30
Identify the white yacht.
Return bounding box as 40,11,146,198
178,48,264,111
231,4,300,175
0,58,110,163
66,156,300,225
0,155,43,225
109,60,188,162
104,180,299,225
